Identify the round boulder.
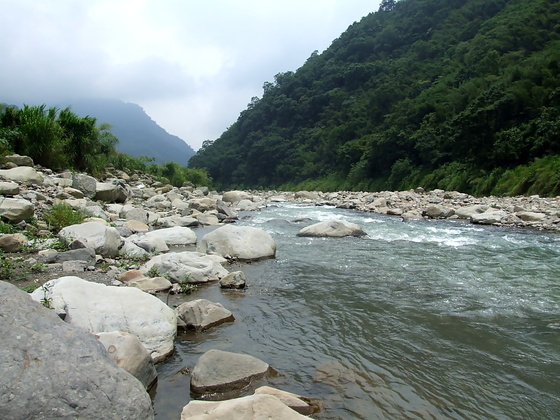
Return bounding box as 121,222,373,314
296,220,366,238
198,225,276,261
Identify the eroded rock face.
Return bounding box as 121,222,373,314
198,225,276,261
296,220,367,238
181,394,309,420
30,276,177,363
0,281,154,420
190,349,272,395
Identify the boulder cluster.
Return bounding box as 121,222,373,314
1,154,559,419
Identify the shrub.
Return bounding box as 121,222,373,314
44,204,88,232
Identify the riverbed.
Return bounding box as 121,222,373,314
152,202,560,419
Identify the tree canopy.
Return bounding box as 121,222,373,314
189,0,560,196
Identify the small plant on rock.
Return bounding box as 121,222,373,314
44,203,88,232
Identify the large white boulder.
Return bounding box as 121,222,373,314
0,197,34,223
143,251,228,283
198,225,276,261
221,190,251,205
30,276,177,363
0,166,43,185
181,394,309,420
58,222,123,257
94,181,130,203
296,220,366,238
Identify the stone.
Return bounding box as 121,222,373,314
0,233,26,252
64,186,85,198
49,247,97,264
221,190,251,205
0,181,19,195
454,205,488,219
0,197,34,223
120,239,152,258
157,215,199,228
181,394,309,420
58,221,123,257
128,276,173,293
124,219,150,233
176,299,235,331
143,251,228,283
30,276,177,363
216,199,238,219
95,331,158,391
471,210,507,225
423,205,455,219
198,225,276,261
95,181,131,203
254,386,320,415
194,213,221,226
516,211,547,222
219,270,247,289
0,281,154,420
0,166,43,185
189,197,217,212
125,207,151,224
72,173,98,198
236,199,260,211
190,349,272,395
296,220,367,238
62,260,88,272
2,154,34,166
143,226,197,246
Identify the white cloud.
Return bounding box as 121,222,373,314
0,0,381,149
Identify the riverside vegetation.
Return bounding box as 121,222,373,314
189,0,560,197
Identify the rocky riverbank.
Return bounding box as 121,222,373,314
1,154,559,419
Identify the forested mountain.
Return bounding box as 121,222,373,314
67,99,195,166
189,0,560,196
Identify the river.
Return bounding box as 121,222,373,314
152,202,560,419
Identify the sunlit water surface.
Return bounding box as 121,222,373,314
152,203,560,420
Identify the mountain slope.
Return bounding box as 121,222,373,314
189,0,560,195
66,98,195,165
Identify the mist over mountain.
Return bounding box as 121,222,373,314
64,98,195,165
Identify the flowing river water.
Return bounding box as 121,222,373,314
152,202,560,420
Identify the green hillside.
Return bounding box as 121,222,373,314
189,0,560,196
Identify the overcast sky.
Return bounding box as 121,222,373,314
1,0,381,150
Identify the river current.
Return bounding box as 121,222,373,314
153,202,560,420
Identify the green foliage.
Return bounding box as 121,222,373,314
20,283,40,293
0,221,17,234
0,104,118,174
189,0,560,197
44,204,88,232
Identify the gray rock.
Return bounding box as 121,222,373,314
190,349,272,395
516,211,547,222
143,251,228,283
95,181,131,203
30,276,177,363
221,190,251,204
0,166,43,185
0,181,19,195
254,386,321,415
189,197,217,212
72,173,97,198
296,220,367,238
181,394,309,420
157,215,199,228
58,221,123,257
128,276,173,293
219,270,247,289
51,247,97,264
423,205,455,219
198,225,276,261
471,210,507,225
0,281,154,420
0,233,26,252
62,260,89,272
216,199,238,219
454,205,488,219
96,331,158,392
0,197,34,223
176,299,235,331
143,226,197,246
2,153,34,166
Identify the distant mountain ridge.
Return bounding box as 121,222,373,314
64,98,195,165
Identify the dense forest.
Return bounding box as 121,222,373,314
189,0,560,196
0,104,211,187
